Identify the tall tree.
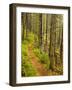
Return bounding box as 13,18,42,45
44,14,49,53
26,13,30,37
60,27,63,63
42,14,46,51
49,15,57,70
39,14,42,50
21,13,26,41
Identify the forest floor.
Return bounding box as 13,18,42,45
27,44,62,76
28,44,48,76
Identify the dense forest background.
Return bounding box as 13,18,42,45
21,13,63,77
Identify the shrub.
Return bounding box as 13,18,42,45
21,33,38,77
33,48,41,58
40,52,50,70
22,57,37,76
40,52,49,63
21,42,28,56
33,48,50,70
22,39,29,45
27,32,34,43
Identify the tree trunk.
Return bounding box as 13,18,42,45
39,14,42,50
21,13,26,41
60,28,63,63
49,15,56,70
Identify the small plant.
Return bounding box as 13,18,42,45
33,48,50,70
27,32,35,43
33,48,41,58
22,57,37,76
39,52,50,70
21,41,38,77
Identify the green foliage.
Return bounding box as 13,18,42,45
22,57,37,76
33,48,50,70
21,13,63,76
22,39,29,45
33,48,41,58
22,56,28,76
21,41,37,77
22,43,28,57
26,32,34,43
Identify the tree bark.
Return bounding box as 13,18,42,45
49,15,56,70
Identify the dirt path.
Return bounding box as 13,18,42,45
28,44,48,76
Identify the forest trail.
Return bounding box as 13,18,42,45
28,44,48,76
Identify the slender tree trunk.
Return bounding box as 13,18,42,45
21,13,26,41
39,14,42,50
22,14,24,41
42,14,46,51
45,14,48,52
26,14,28,37
49,15,56,70
60,28,63,63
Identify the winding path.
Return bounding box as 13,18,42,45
28,44,48,76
